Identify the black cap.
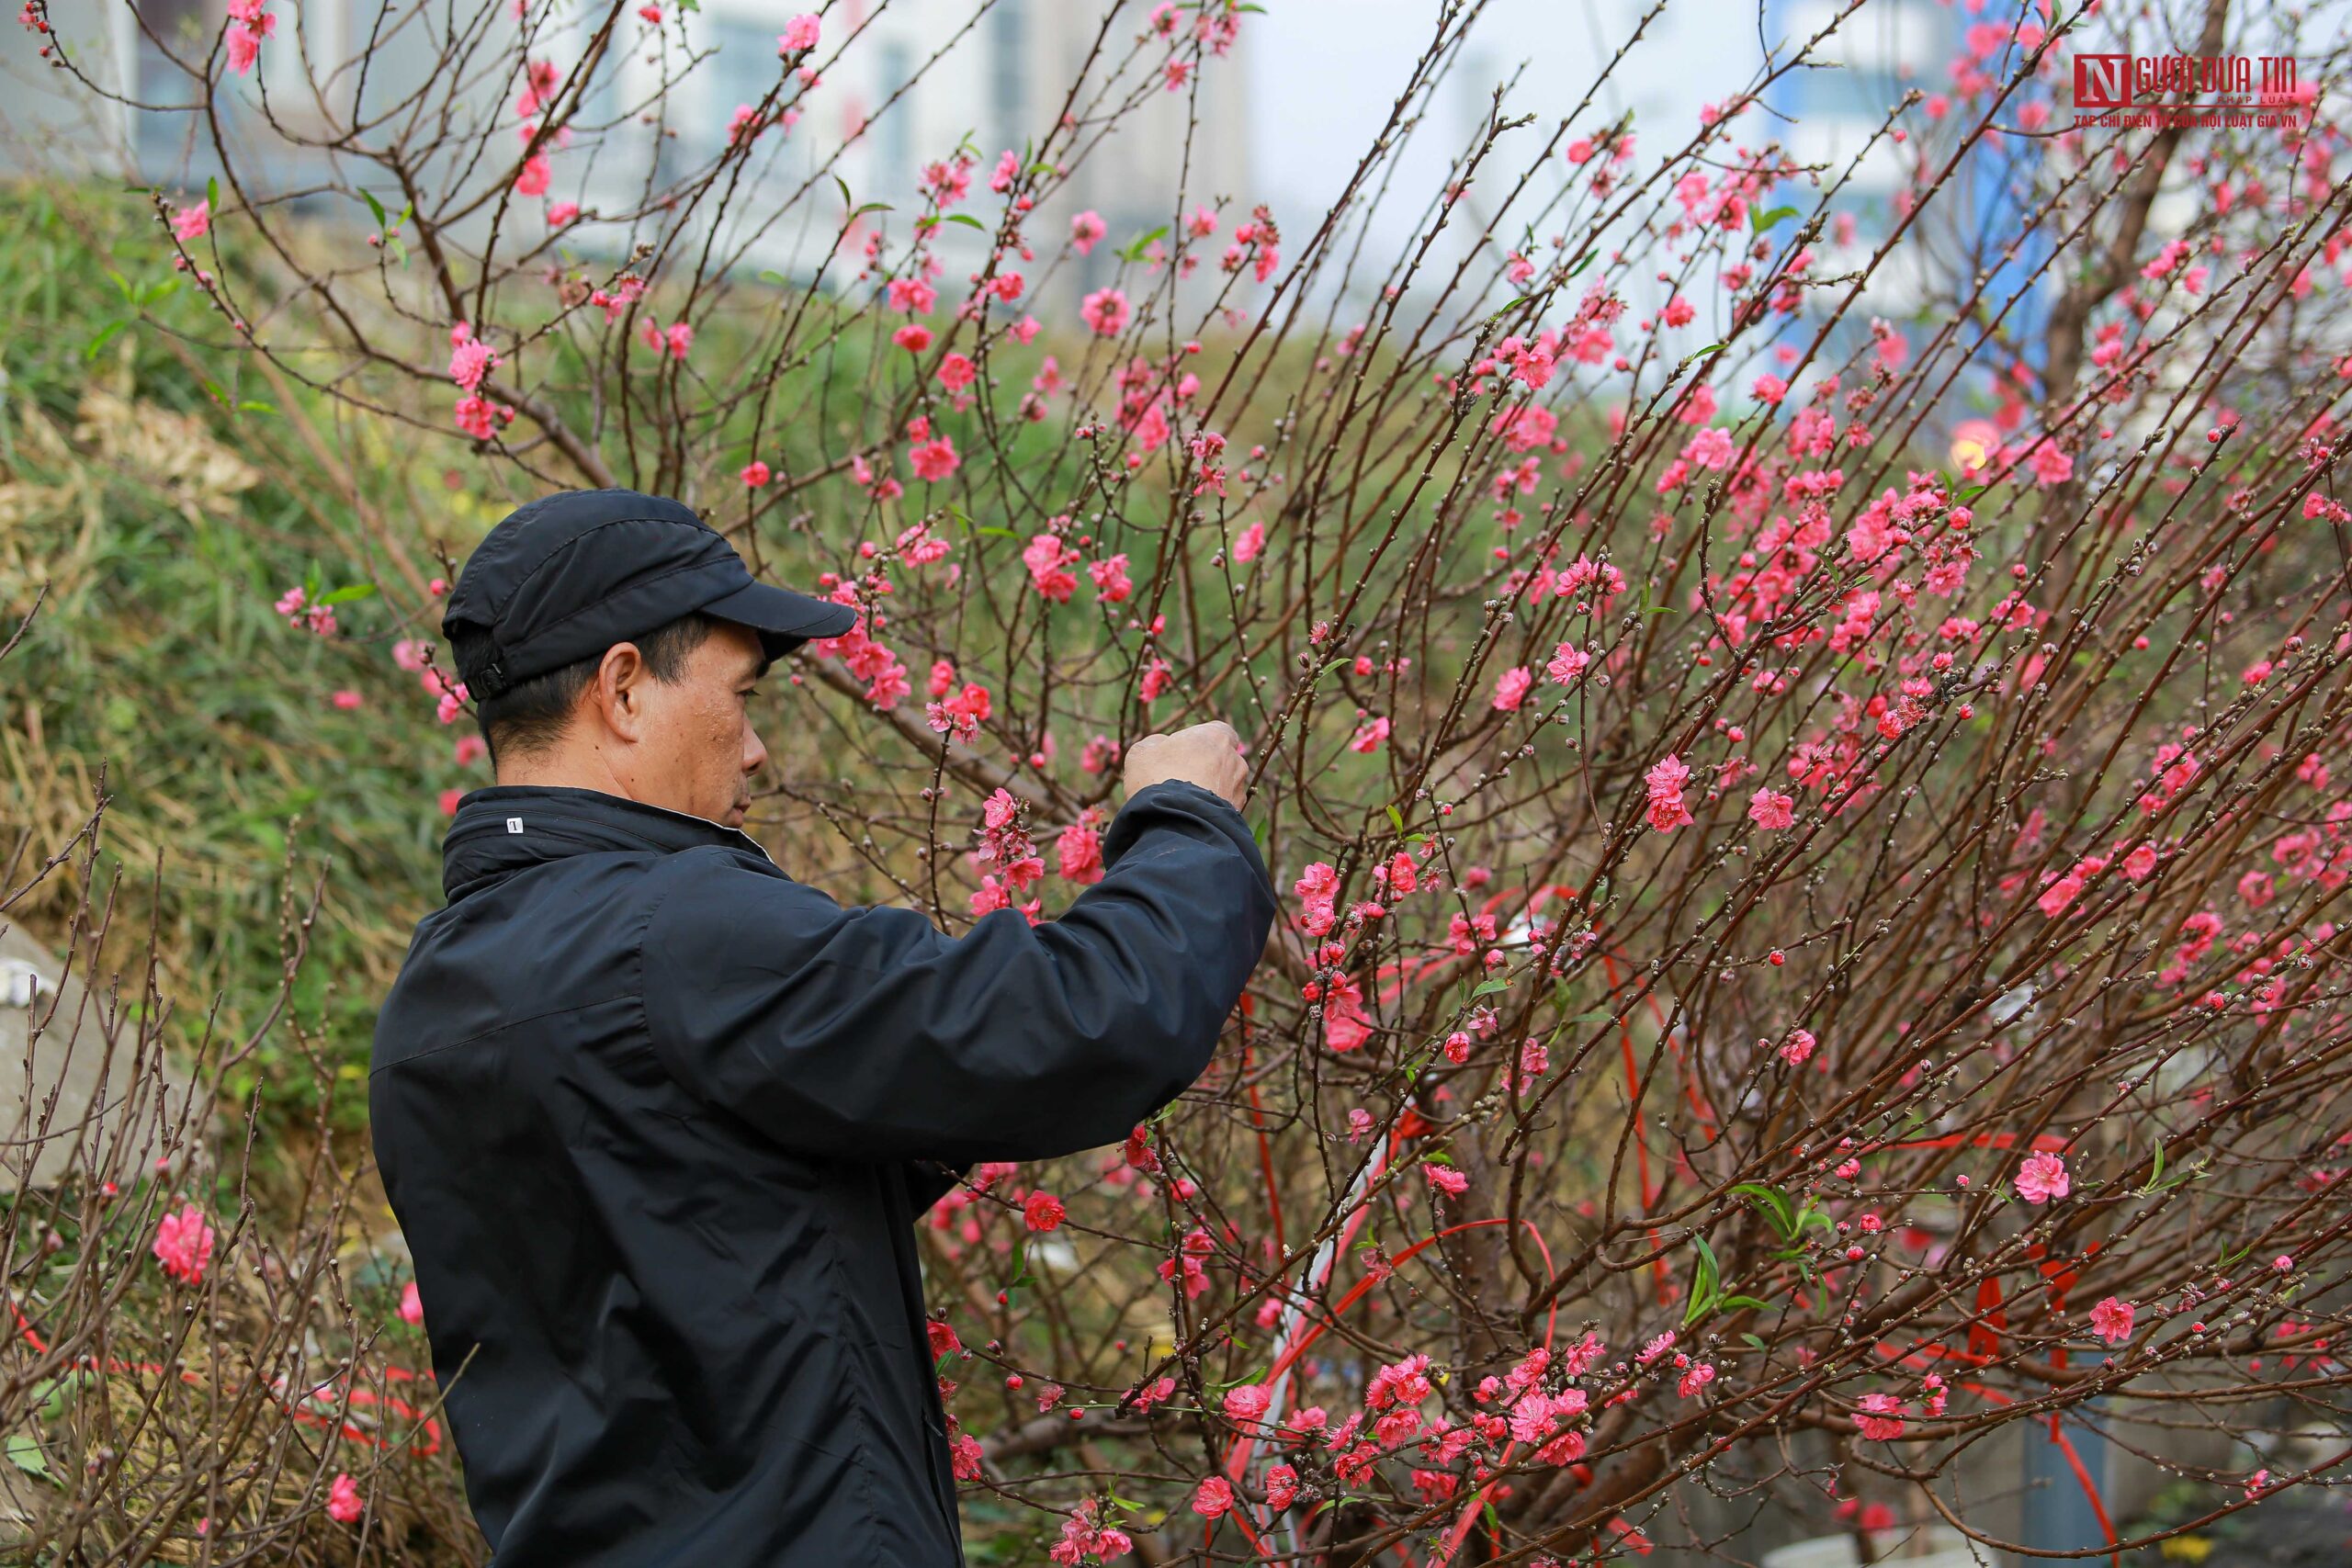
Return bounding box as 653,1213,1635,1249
441,489,856,701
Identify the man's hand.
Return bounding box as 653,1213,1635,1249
1124,720,1249,810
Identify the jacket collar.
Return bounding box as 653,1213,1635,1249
440,784,774,902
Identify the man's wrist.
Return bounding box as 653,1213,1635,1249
1125,776,1241,814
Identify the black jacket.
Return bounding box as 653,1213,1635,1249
369,780,1275,1567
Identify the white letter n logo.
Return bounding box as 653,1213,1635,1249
2075,54,2130,109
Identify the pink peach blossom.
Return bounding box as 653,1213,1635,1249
1080,287,1130,336
152,1203,215,1285
2015,1150,2070,1204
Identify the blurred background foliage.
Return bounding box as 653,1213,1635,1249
0,204,462,1551
3,186,501,1138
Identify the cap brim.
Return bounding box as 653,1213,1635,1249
699,580,859,659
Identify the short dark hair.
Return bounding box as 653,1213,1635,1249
449,609,736,765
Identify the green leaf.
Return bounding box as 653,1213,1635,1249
1566,250,1597,278
1471,978,1510,997
1693,1233,1722,1287
5,1433,46,1480
1731,1182,1794,1239
83,319,128,360
1955,483,1989,502
1749,204,1799,233
236,400,277,416
943,212,987,230
1739,1333,1769,1352
1386,804,1406,834
1210,1360,1272,1393
854,201,894,217
974,525,1019,539
363,189,388,231
1683,1234,1724,1325
31,1374,83,1423
759,269,789,287
318,582,378,606
207,175,220,212
1119,224,1170,263
137,277,181,307
1298,659,1348,697
833,175,854,210
1719,1294,1776,1312
1482,293,1534,327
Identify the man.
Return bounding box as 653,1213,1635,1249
370,489,1276,1567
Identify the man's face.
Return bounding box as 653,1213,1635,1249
635,619,770,828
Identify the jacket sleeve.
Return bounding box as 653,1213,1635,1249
904,1157,973,1214
639,779,1278,1166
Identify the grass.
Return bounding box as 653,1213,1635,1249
0,188,482,1140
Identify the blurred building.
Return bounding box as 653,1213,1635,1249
1760,0,2054,397
614,0,1254,290
5,0,1253,301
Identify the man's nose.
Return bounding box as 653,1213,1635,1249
743,724,769,775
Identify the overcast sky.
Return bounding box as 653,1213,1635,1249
1242,0,1743,278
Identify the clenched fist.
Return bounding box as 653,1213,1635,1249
1124,719,1249,810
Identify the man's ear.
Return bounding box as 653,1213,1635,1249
591,642,650,742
